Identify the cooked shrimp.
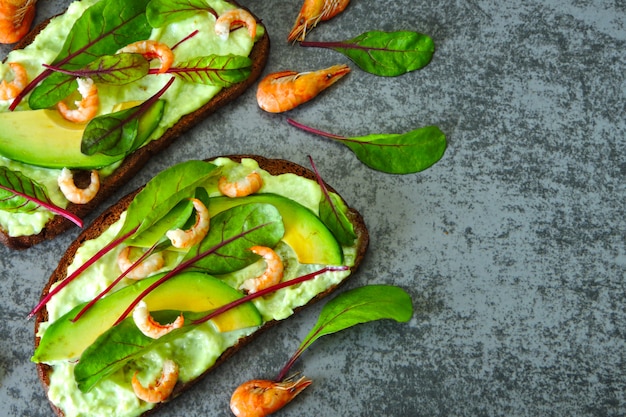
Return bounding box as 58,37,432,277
230,376,313,417
57,77,99,123
239,246,284,294
117,246,165,279
132,300,184,339
0,0,36,44
118,40,174,74
131,359,179,403
218,171,263,198
165,198,210,249
57,168,100,204
0,62,27,100
287,0,350,42
256,64,350,113
214,8,257,41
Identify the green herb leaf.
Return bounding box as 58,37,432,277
169,55,253,87
184,203,285,274
147,0,217,28
74,311,198,392
0,166,82,227
117,160,219,240
26,0,152,109
289,119,446,174
308,156,356,246
44,53,150,85
301,30,435,77
276,285,413,381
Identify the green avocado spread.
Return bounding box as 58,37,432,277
0,0,263,237
34,157,359,417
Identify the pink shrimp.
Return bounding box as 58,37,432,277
218,171,263,198
57,78,99,123
131,359,179,403
239,246,284,294
214,8,257,41
230,376,313,417
118,40,174,74
132,300,184,339
287,0,350,42
57,168,100,204
256,64,350,113
117,247,165,280
165,198,210,249
0,0,36,44
0,62,27,100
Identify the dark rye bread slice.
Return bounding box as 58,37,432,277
0,1,270,250
34,154,369,417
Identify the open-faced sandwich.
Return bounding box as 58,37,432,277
31,155,369,417
0,0,269,249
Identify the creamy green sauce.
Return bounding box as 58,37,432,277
39,158,357,417
0,0,262,237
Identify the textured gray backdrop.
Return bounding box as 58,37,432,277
1,0,624,416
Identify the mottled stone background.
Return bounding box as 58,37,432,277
1,0,624,416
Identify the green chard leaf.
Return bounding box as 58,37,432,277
169,55,253,87
308,156,356,246
27,0,152,109
276,285,413,381
301,30,435,77
147,0,217,28
118,160,219,240
289,119,447,174
74,311,198,393
44,53,151,85
0,166,82,226
184,203,285,274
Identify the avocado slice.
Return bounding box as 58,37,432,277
208,194,343,265
0,100,165,169
32,271,262,363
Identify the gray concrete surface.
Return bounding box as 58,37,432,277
1,0,624,416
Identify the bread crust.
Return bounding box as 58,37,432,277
34,154,369,417
0,1,270,250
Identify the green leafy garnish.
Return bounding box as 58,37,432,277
146,0,217,28
0,166,82,227
307,156,356,246
276,285,413,381
80,77,173,157
301,30,435,77
289,119,446,174
165,55,253,87
43,53,150,85
20,0,152,110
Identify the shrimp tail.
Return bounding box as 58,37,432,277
0,0,37,44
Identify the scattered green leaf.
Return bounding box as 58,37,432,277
301,30,435,77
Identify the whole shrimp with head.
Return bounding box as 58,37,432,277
230,376,313,417
256,64,350,113
0,0,37,44
288,0,350,42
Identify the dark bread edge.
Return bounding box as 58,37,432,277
0,1,270,250
34,154,370,417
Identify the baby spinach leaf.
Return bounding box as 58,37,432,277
118,160,219,241
276,285,413,381
301,30,435,77
289,119,446,174
25,0,152,110
184,203,285,274
74,311,199,392
44,53,150,85
0,166,82,227
308,156,356,246
168,55,253,87
147,0,217,28
81,77,173,158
